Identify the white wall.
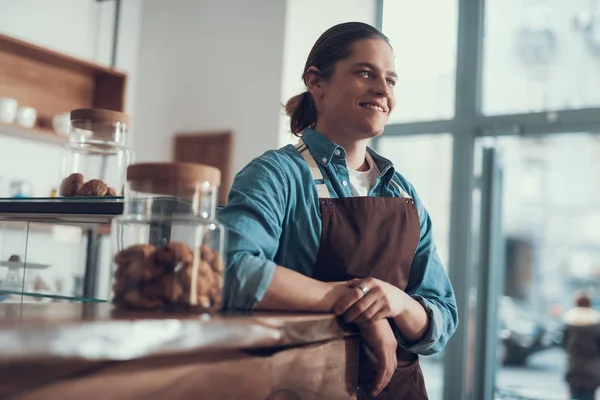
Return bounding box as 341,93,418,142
0,0,143,197
278,0,378,147
0,0,142,116
1,0,109,64
133,0,287,177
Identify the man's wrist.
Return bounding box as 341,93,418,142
393,290,412,319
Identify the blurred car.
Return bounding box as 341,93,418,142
498,296,560,366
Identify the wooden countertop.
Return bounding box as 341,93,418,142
0,303,356,362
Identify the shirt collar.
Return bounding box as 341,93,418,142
301,128,342,167
301,127,396,183
368,147,396,185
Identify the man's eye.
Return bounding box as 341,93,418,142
359,70,372,78
387,79,396,86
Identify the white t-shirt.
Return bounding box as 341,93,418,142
348,152,380,197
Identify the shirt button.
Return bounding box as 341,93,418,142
321,157,328,164
334,149,341,156
342,180,348,187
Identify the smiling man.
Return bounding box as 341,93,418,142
218,22,458,400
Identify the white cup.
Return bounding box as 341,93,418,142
16,107,37,128
52,112,71,136
0,98,18,124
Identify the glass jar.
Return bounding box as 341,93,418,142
110,162,225,312
59,108,134,197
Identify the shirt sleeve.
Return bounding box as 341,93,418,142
217,154,288,310
392,179,459,356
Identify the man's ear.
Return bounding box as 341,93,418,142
305,66,325,99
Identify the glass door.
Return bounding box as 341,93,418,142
475,133,600,400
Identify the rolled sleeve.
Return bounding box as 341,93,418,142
393,296,446,355
393,179,459,355
218,154,288,310
224,254,277,310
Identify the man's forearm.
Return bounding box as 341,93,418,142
392,292,430,342
254,266,349,312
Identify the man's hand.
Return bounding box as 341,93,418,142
359,319,398,397
334,278,406,325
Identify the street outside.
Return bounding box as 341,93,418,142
419,347,587,400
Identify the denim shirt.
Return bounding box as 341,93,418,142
217,128,458,355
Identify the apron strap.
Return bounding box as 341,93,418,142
390,179,412,199
295,139,411,200
295,139,331,199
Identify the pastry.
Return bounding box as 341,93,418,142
59,173,85,196
113,241,223,311
77,179,109,197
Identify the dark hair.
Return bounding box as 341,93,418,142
284,22,391,136
575,292,592,308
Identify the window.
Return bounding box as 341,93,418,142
381,0,458,123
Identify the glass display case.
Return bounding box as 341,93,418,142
0,193,222,305
0,197,124,304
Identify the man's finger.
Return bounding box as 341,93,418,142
373,355,395,397
344,295,377,323
351,298,382,325
333,287,365,315
371,359,386,397
346,278,363,287
369,307,390,324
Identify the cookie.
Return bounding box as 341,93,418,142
113,242,223,312
154,242,194,268
77,179,109,197
59,173,85,197
114,244,156,266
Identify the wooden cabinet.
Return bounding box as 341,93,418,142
173,131,233,205
0,33,127,143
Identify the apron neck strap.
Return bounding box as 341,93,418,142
390,179,411,199
295,139,412,200
295,139,331,199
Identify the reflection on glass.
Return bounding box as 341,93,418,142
483,0,600,115
0,222,28,303
0,222,102,304
378,134,453,269
484,133,600,398
377,133,453,400
381,0,458,123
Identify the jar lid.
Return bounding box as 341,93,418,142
127,162,221,198
71,108,131,125
70,109,130,141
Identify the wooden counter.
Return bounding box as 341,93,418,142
0,303,359,400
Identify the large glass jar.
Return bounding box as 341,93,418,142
59,108,134,197
111,162,225,312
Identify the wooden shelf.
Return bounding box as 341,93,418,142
0,33,127,146
0,121,66,146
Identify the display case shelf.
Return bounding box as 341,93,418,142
0,289,106,303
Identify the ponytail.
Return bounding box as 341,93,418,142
284,91,316,136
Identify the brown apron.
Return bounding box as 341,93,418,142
295,141,429,400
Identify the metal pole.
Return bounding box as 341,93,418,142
442,132,476,400
473,147,505,400
375,0,384,31
110,0,121,68
83,228,100,299
443,0,485,398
